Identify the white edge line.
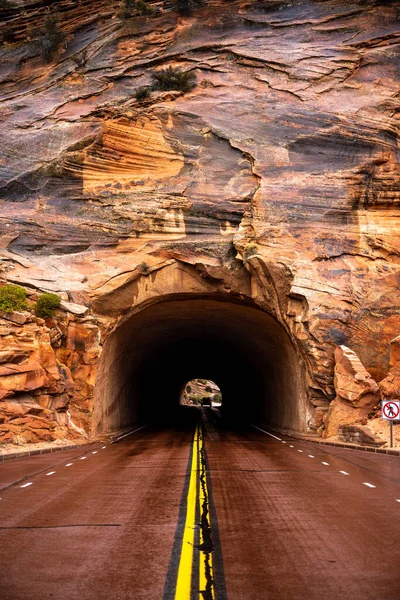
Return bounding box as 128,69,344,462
251,425,282,442
111,424,148,443
20,482,33,488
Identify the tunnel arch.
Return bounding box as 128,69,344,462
92,293,309,436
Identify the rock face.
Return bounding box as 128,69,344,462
334,346,379,409
0,0,399,443
323,346,380,438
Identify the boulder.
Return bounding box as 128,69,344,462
0,349,30,364
323,397,368,439
0,360,48,399
324,346,380,438
334,346,379,409
379,335,400,400
0,311,29,325
60,301,89,316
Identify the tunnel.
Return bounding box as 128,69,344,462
92,295,308,435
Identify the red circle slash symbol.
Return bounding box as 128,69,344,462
383,402,399,419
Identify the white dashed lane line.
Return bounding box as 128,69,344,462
20,482,33,488
92,451,98,454
102,446,106,449
46,471,55,476
247,427,399,502
65,463,73,467
80,457,87,460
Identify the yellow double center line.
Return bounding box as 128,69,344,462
174,423,215,600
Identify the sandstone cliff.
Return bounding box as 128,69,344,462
0,0,399,445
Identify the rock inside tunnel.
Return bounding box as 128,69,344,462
93,296,308,435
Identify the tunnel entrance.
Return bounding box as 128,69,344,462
93,295,308,435
181,379,222,407
93,294,307,434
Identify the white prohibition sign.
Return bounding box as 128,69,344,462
382,400,400,421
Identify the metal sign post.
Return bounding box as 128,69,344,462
382,400,400,448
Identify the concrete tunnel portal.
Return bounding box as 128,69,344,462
93,295,308,435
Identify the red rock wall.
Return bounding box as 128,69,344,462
0,0,399,442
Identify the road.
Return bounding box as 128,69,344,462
0,408,399,600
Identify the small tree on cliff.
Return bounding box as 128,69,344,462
0,284,28,313
37,13,66,62
35,293,61,318
175,0,204,16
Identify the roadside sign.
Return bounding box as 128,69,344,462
382,401,400,421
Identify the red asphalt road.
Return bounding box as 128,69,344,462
0,416,399,600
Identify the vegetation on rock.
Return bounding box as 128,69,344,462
35,292,61,318
151,67,196,93
139,261,150,273
36,13,66,62
243,242,258,259
0,0,16,10
0,284,28,313
120,0,154,19
135,1,154,16
175,0,204,16
135,86,151,101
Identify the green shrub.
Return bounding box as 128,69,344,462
35,292,61,318
0,284,28,313
189,394,203,406
151,67,196,93
136,1,154,16
135,86,151,101
214,393,222,403
119,0,134,19
186,384,192,393
37,13,66,62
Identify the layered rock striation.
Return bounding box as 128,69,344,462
0,0,399,444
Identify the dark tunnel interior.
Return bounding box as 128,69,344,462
93,296,308,435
